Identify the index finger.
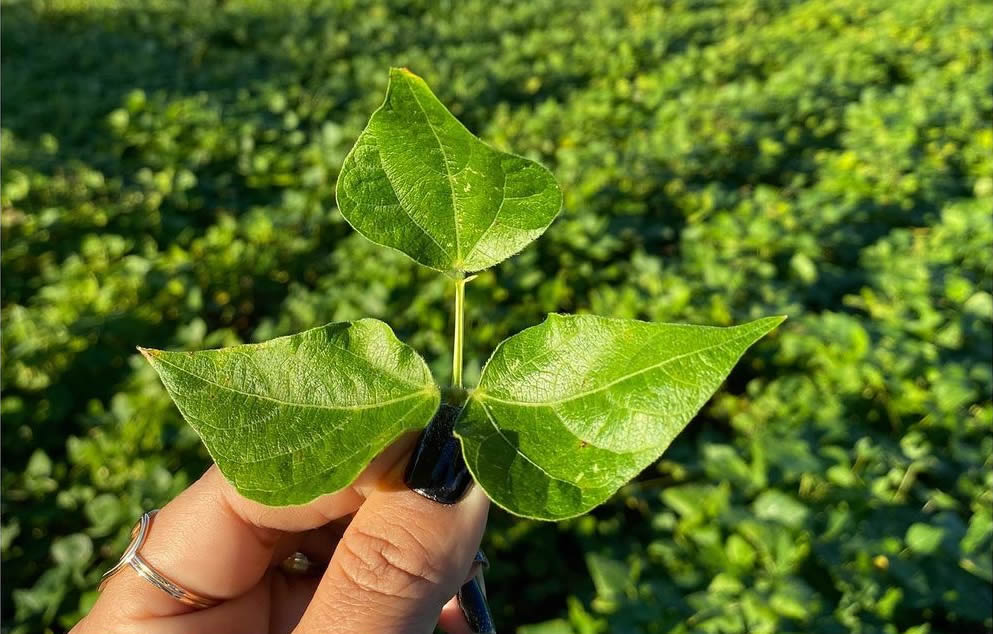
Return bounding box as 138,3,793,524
85,434,416,622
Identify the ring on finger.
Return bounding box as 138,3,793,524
100,510,222,610
279,551,328,577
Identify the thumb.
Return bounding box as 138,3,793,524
295,406,491,634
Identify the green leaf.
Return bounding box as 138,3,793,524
51,534,93,569
336,68,562,273
753,490,810,529
586,553,631,602
455,314,785,520
517,619,575,634
142,319,439,505
906,522,945,555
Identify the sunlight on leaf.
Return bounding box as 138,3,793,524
456,314,785,519
337,68,562,273
143,319,439,505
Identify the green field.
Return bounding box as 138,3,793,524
2,0,991,632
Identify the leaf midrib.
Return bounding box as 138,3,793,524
225,395,434,494
153,354,435,412
476,325,766,408
352,133,453,263
404,79,463,263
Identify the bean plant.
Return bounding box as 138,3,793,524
142,69,784,520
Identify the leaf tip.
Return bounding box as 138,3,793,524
391,66,420,80
137,346,161,362
748,314,787,330
750,314,788,338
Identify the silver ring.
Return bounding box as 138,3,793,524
100,510,222,609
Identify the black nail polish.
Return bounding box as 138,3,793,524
473,549,489,570
457,575,496,634
404,403,472,504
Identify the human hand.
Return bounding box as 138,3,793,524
73,421,493,634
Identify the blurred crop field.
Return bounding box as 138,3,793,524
2,0,992,632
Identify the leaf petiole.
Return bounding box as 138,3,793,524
451,272,475,389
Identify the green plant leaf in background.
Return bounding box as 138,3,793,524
455,314,786,520
141,319,439,505
336,68,562,273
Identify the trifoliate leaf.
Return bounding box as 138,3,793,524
336,68,561,273
455,314,785,520
142,319,439,505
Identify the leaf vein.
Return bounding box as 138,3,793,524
154,354,432,412
478,325,765,407
360,135,454,262
404,79,462,262
478,399,580,490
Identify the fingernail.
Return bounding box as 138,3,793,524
457,575,496,634
473,549,489,570
463,550,490,585
404,403,472,504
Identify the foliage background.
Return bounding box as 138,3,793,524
2,0,991,632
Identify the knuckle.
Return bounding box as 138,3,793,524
336,516,447,601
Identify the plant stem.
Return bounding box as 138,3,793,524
452,273,466,389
